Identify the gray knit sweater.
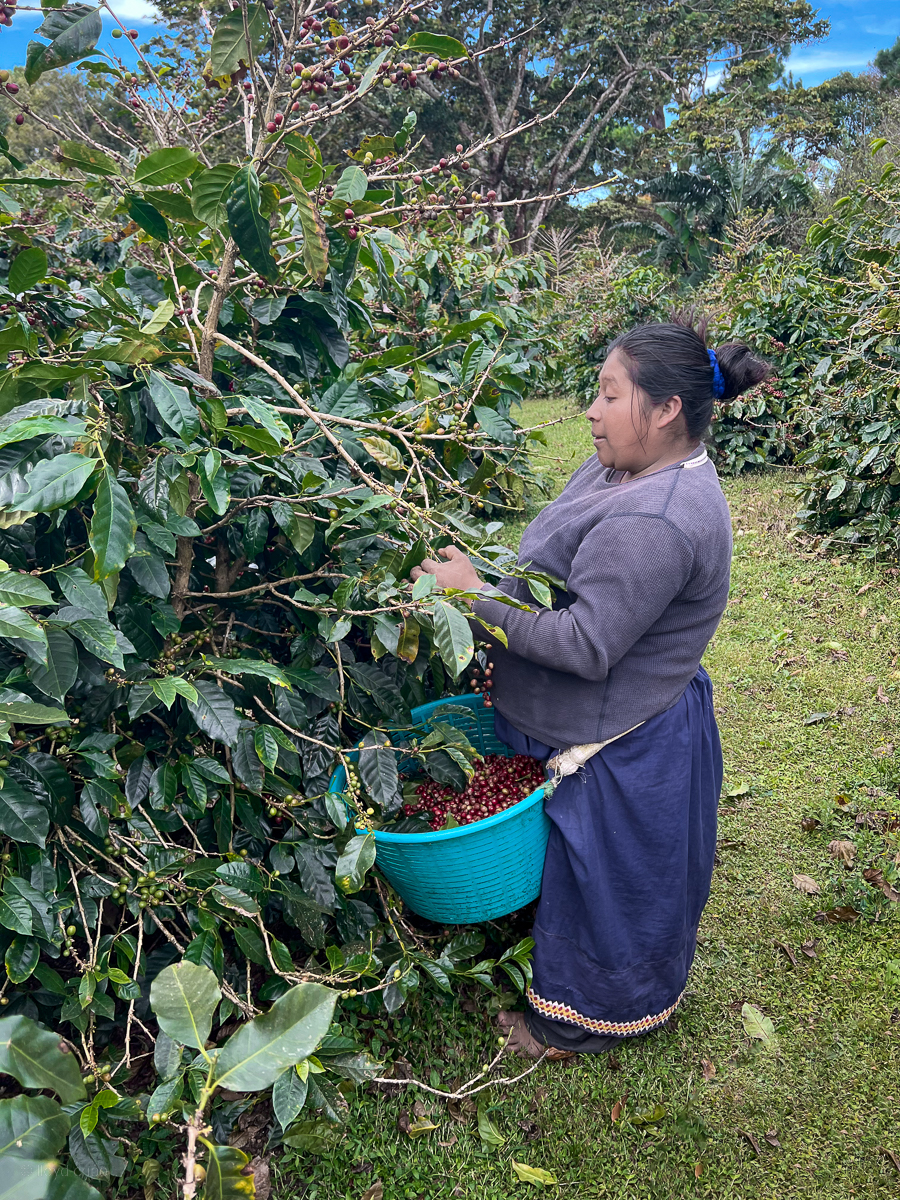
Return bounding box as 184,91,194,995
471,447,732,747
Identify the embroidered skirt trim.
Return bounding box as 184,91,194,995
526,987,684,1038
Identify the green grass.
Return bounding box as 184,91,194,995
277,399,900,1200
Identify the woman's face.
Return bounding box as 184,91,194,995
585,350,681,473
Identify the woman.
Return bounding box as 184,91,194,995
412,320,770,1056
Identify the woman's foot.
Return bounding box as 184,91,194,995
498,1010,576,1061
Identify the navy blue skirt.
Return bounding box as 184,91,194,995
494,667,721,1048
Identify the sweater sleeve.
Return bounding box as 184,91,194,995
471,514,694,681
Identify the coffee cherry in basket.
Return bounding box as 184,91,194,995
402,754,546,831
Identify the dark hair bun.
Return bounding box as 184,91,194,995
608,316,772,438
713,342,772,401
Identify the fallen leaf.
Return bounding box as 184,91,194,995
874,744,894,757
610,1094,628,1123
630,1104,666,1127
741,1003,776,1044
800,938,820,958
741,1130,762,1155
877,685,891,704
437,1136,457,1149
405,1117,438,1138
724,782,751,798
863,867,900,903
765,1129,781,1148
511,1161,557,1186
477,1101,506,1150
694,1163,704,1179
517,1119,542,1141
792,873,821,895
361,1184,384,1200
447,1097,476,1124
857,810,900,832
801,817,821,832
803,711,833,725
249,1157,271,1200
412,1099,428,1120
818,905,860,924
857,582,876,595
701,1058,716,1081
775,942,799,968
606,1055,622,1071
880,1147,900,1174
828,839,857,866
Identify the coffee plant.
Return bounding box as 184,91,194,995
0,0,568,1192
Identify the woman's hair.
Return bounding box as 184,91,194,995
607,314,772,439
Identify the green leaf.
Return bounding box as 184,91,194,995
0,416,87,450
741,1002,777,1044
0,701,68,724
473,405,516,445
0,1015,86,1104
134,148,199,187
9,454,98,513
359,436,404,471
511,1161,557,1187
52,609,123,670
0,573,53,609
271,503,315,555
240,396,291,444
147,371,200,444
149,961,222,1052
432,599,474,678
45,1168,102,1200
55,566,106,616
0,607,48,660
332,166,368,204
89,467,136,581
357,730,400,810
226,165,278,284
404,31,468,59
202,657,291,688
0,1094,68,1160
186,680,241,747
8,250,48,296
358,47,390,96
477,1101,506,1150
214,982,338,1092
198,450,230,515
0,1156,52,1200
0,776,50,847
273,1065,309,1128
140,299,175,335
254,726,279,771
334,833,376,894
281,169,329,286
209,2,267,76
126,195,169,243
197,1141,254,1200
5,936,40,983
24,5,102,84
191,164,239,228
154,1030,183,1081
57,140,117,176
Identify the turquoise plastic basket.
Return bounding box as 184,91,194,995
327,693,550,924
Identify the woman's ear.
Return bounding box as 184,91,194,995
656,394,684,430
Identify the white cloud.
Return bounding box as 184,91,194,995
104,0,160,24
784,49,873,74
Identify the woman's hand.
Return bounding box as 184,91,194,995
410,546,484,593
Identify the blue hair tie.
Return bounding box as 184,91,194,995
708,348,726,398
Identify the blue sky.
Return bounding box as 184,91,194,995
0,0,897,87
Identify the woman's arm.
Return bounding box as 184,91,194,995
470,514,695,681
